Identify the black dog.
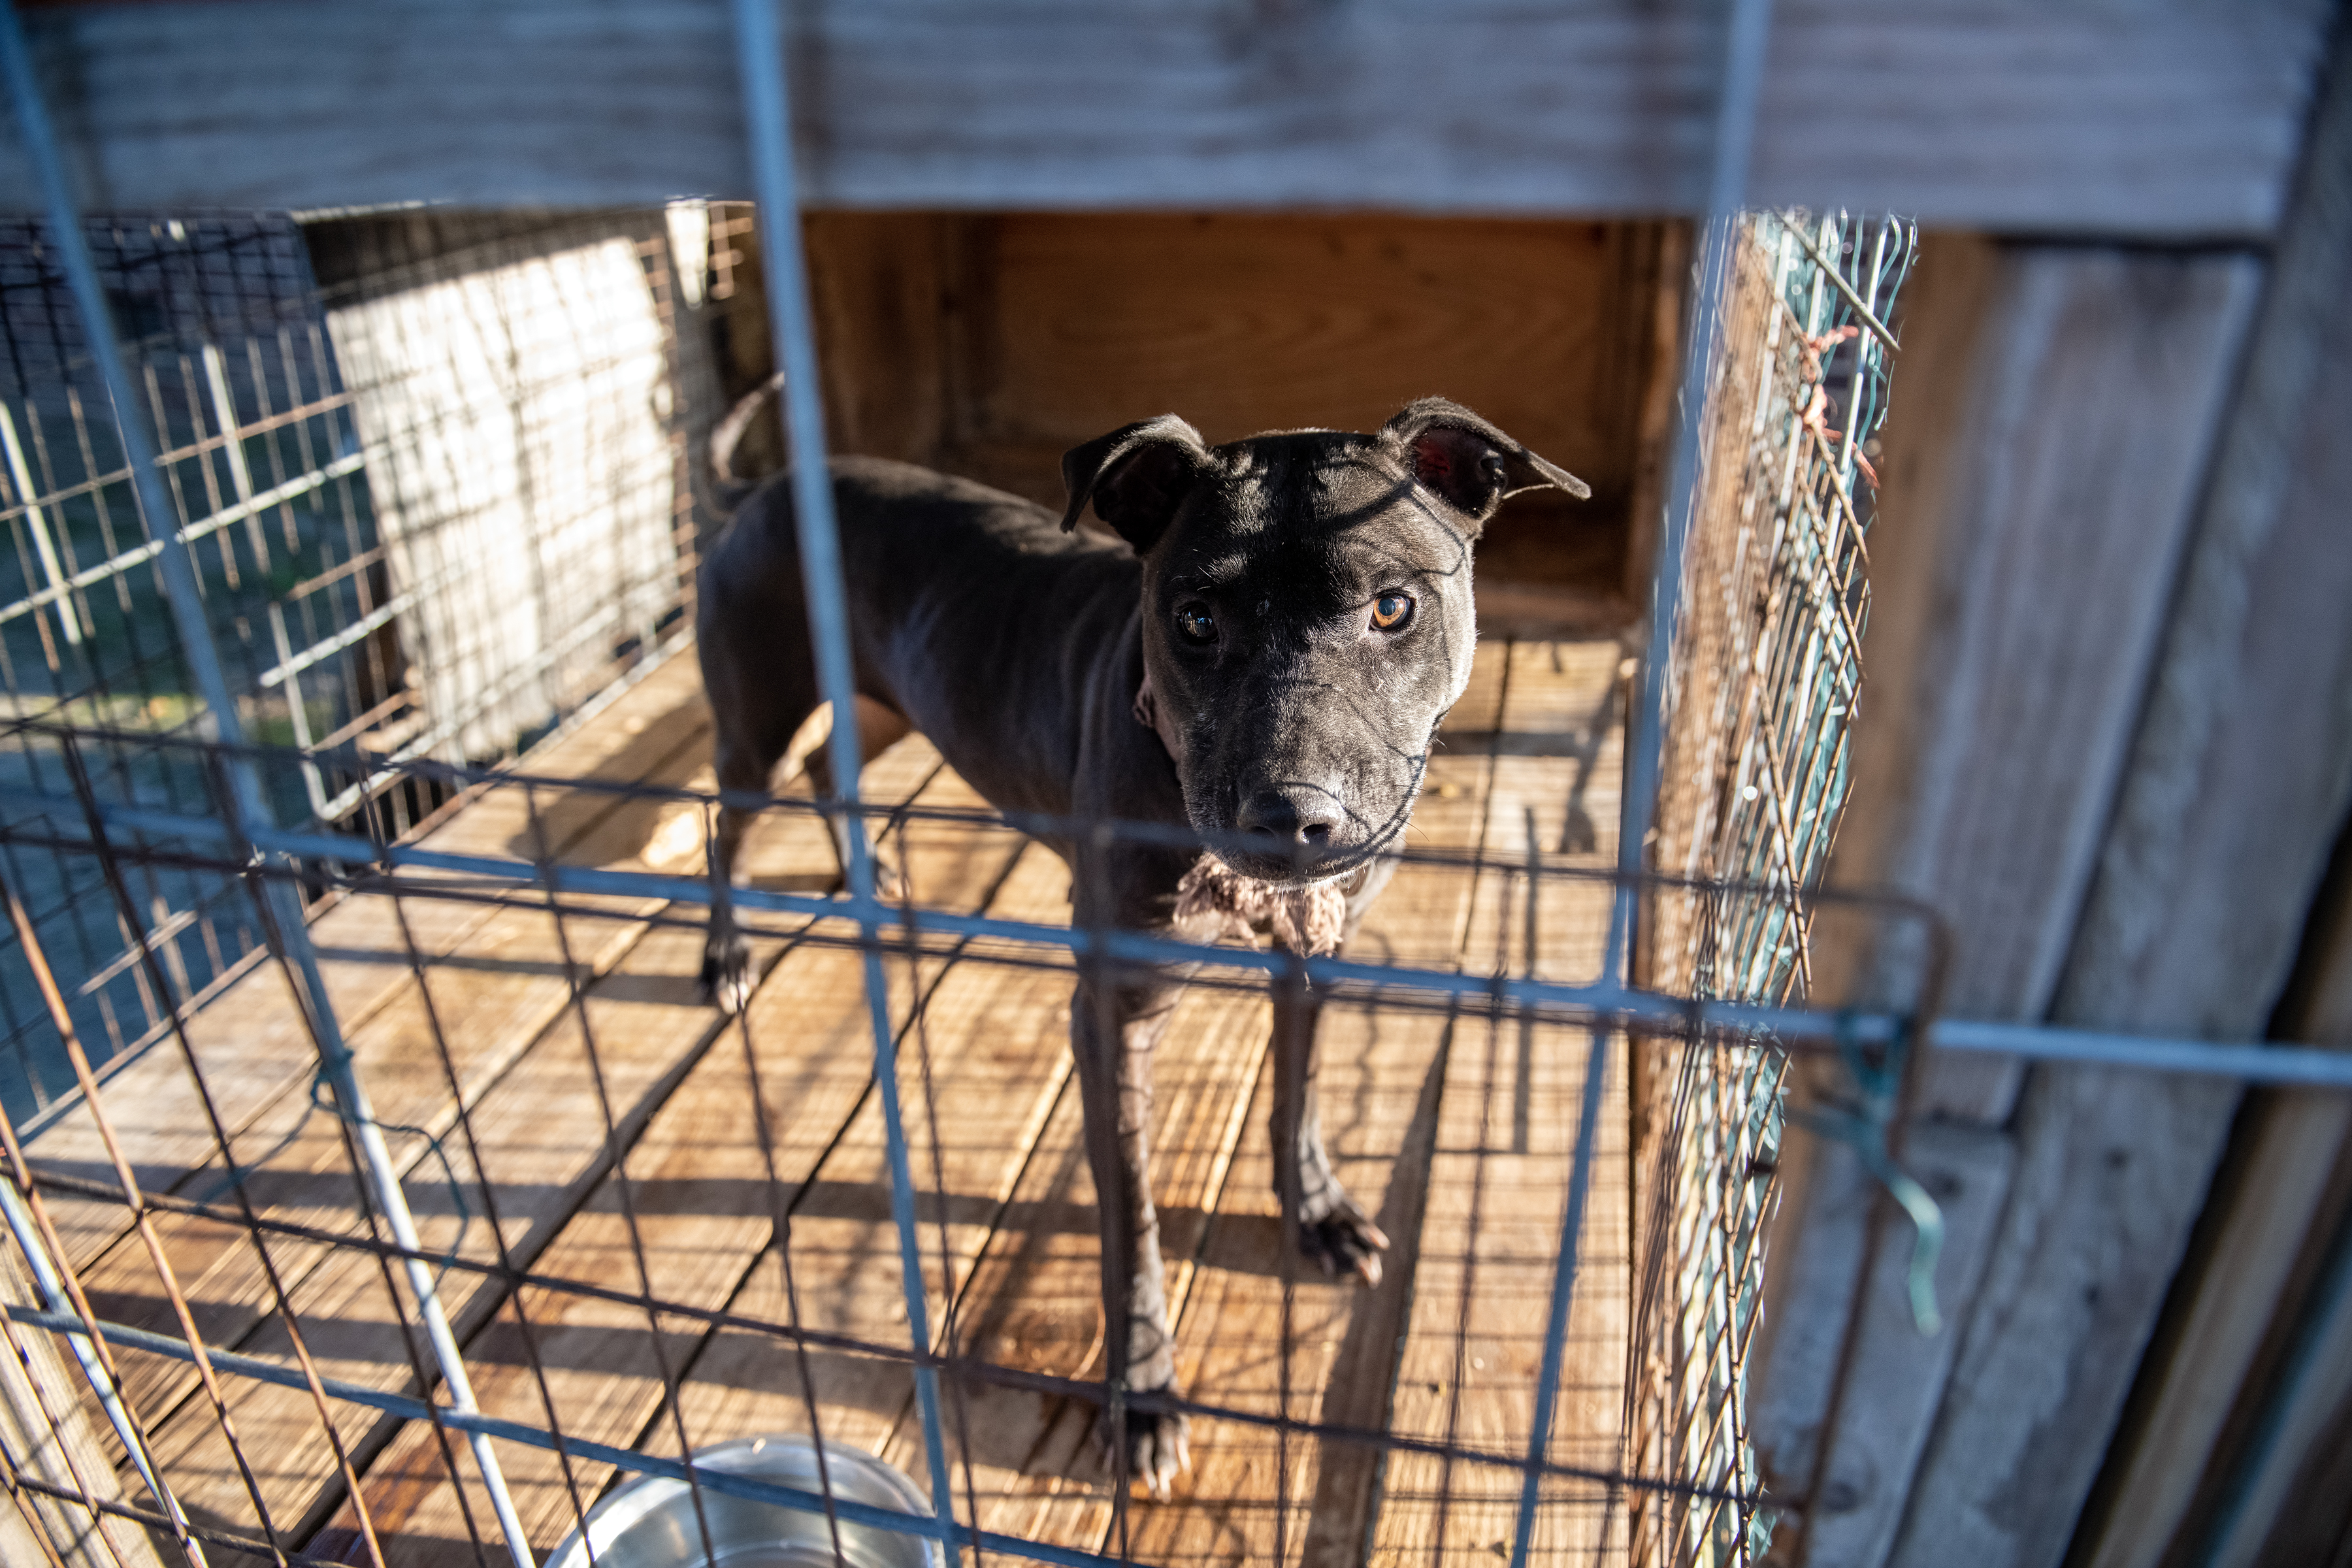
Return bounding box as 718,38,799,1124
696,399,1586,1495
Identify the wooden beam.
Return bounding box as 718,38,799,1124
1903,20,2352,1563
2089,874,2352,1568
0,2,2329,237
0,1248,168,1567
1749,235,2267,1561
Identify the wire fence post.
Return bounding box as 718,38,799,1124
0,7,538,1564
1611,0,1776,992
729,0,962,1556
1590,1,1775,1560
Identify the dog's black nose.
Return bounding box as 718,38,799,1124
1239,788,1340,849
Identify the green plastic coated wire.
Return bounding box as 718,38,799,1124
1788,1013,1947,1336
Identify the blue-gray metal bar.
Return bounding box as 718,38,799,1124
0,1177,206,1565
1582,1,1775,1555
1610,0,1776,989
728,0,959,1548
12,789,2352,1090
0,8,538,1563
5,1305,1140,1568
1509,1024,1614,1568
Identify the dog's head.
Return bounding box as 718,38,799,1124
1062,398,1588,887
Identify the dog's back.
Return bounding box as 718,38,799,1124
697,456,1142,821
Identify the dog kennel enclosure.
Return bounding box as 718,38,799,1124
2,5,2350,1568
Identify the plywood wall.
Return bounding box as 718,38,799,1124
802,211,1673,630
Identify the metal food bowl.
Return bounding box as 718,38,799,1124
544,1436,943,1568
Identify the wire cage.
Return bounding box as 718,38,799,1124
0,8,1956,1567
0,204,726,1126
1626,212,1918,1568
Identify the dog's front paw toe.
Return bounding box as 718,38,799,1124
698,938,754,1014
1096,1403,1190,1501
1299,1199,1390,1288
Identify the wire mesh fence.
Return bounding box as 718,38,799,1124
11,10,2295,1561
0,685,1943,1568
0,206,722,1127
0,102,1958,1568
0,174,2326,1568
1626,212,1918,1568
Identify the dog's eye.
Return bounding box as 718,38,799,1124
1176,604,1218,644
1371,592,1414,632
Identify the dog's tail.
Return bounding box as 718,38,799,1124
702,371,787,519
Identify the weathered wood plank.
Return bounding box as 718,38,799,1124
1373,1020,1627,1568
1,3,2327,237
849,641,1514,1559
50,664,728,1428
326,766,1032,1560
1779,1122,2015,1568
1372,645,1627,1567
1889,33,2352,1560
1752,238,2266,1563
2083,862,2352,1566
1117,640,1622,1567
1308,642,1621,1568
116,709,936,1541
0,1245,169,1567
1857,242,2264,1122
2073,30,2352,1564
24,650,711,1266
950,215,1650,514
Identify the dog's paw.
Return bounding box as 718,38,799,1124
698,935,754,1014
1096,1401,1190,1502
1298,1194,1390,1288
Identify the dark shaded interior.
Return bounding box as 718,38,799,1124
713,212,1682,638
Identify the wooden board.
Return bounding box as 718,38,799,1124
947,216,1652,516
111,710,939,1541
24,634,1633,1564
2064,38,2352,1568
49,655,725,1429
1751,238,2268,1562
1893,29,2352,1560
2,3,2329,237
1371,641,1627,1567
310,755,1030,1560
936,636,1512,1561
25,650,711,1266
1374,1022,1627,1566
798,212,1655,625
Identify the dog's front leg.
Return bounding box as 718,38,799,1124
1071,966,1189,1499
1271,975,1391,1286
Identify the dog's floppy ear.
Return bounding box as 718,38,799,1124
1382,398,1590,527
1060,415,1209,554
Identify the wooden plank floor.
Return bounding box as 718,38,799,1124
30,636,1631,1567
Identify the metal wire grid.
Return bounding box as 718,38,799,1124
1625,212,1917,1568
0,206,715,1127
0,12,1702,1548
0,717,1724,1566
5,6,2338,1567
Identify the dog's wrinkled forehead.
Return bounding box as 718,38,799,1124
1157,433,1467,607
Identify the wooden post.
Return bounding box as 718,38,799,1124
2046,21,2352,1564
0,3,2328,235
0,1245,168,1567
1763,19,2352,1558
1750,231,2268,1564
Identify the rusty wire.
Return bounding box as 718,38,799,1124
1627,211,1918,1568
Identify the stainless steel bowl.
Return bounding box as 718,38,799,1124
543,1436,943,1568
